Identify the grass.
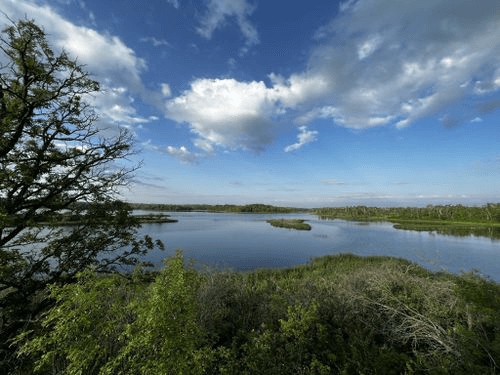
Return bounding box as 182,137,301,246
266,219,312,231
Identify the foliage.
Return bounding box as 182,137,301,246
16,251,210,375
16,253,500,374
0,19,162,371
15,269,147,374
116,251,210,374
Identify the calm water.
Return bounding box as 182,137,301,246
137,212,500,282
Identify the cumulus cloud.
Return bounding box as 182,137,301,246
165,73,329,153
284,126,318,152
268,72,330,108
302,0,500,129
166,0,500,159
91,87,151,125
166,78,277,152
0,0,161,133
196,0,259,55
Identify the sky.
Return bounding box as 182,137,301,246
1,0,500,207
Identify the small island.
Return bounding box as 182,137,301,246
266,218,311,230
135,214,178,224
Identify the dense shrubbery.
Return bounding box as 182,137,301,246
14,252,500,374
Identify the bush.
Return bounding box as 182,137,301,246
16,253,500,374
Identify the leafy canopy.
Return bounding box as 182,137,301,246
0,19,162,370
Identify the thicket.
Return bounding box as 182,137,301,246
14,252,500,374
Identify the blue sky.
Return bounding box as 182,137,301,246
1,0,500,207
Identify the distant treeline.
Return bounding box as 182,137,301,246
131,203,306,214
313,203,500,223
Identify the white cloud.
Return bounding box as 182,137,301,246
161,83,172,97
357,34,383,60
167,0,500,157
0,0,163,134
165,73,330,153
166,78,277,152
471,117,483,123
140,36,170,47
196,0,259,54
304,0,500,129
295,106,338,125
165,146,198,164
166,0,179,9
339,0,358,13
269,72,330,108
193,139,215,153
228,57,237,69
284,126,318,152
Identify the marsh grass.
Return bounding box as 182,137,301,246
266,219,312,231
15,253,500,374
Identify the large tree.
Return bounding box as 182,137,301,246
0,19,162,369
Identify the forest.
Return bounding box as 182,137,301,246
131,202,306,213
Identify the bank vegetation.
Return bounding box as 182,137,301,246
14,252,500,374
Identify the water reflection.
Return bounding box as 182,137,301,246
137,212,500,282
393,224,500,240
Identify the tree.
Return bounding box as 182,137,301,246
0,19,162,370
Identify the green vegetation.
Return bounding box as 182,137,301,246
131,202,306,214
313,204,500,239
6,212,178,226
0,20,162,372
14,252,500,374
2,19,500,374
134,214,178,223
267,219,312,230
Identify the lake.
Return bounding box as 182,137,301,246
136,211,500,282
